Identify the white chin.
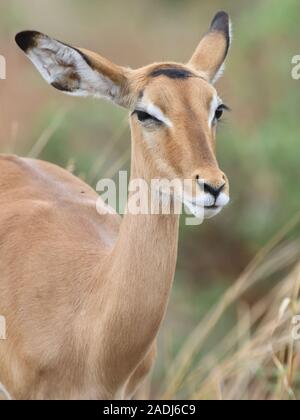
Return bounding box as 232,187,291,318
185,201,224,220
203,206,223,219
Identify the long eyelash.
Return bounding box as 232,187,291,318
220,104,231,112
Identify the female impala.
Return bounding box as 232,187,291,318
0,11,232,399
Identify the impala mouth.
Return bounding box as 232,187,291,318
184,201,222,219
181,191,230,220
204,204,219,209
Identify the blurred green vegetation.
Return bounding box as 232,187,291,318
0,0,300,397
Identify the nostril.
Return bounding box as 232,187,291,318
195,175,226,199
203,182,225,199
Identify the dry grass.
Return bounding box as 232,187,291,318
148,214,300,400
27,108,70,159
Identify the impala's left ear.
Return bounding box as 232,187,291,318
188,11,232,84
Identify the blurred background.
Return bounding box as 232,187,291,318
0,0,300,400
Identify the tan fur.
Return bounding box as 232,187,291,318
0,12,231,399
189,32,228,80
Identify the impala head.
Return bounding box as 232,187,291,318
16,11,231,219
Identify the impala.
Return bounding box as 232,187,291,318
0,11,232,400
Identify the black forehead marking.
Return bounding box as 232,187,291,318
149,66,195,80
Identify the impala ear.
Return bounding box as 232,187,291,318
15,31,133,108
188,11,232,84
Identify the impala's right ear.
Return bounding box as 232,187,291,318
188,11,232,84
15,31,133,108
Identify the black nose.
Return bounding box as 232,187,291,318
204,182,225,199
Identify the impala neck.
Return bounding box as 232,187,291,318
125,129,179,285
102,131,180,389
115,137,180,319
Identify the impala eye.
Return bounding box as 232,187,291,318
215,106,224,121
214,104,230,122
134,110,161,124
136,111,152,122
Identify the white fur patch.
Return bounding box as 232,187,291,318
137,101,173,128
0,382,12,400
228,18,233,47
216,192,230,207
208,94,220,127
211,18,232,85
204,206,223,219
211,63,225,85
183,188,230,219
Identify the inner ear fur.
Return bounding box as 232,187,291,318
15,30,133,107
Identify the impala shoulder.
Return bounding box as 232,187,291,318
0,154,28,169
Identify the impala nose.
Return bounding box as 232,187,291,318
195,173,229,207
203,182,225,200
